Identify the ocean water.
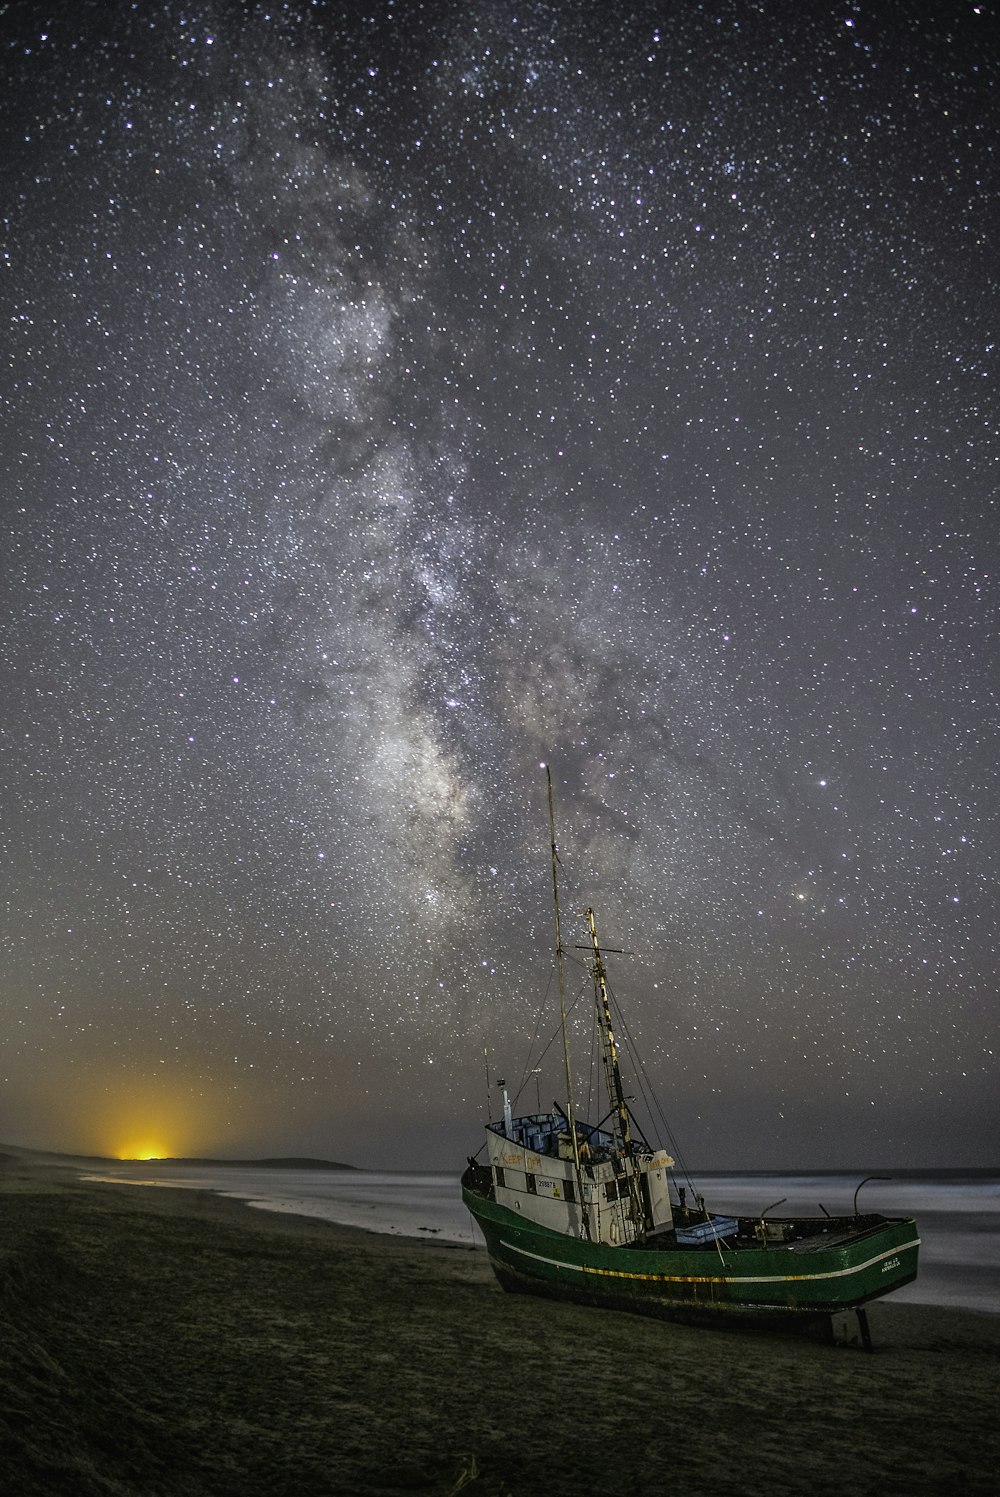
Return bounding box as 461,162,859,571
83,1166,476,1242
83,1165,1000,1316
687,1172,1000,1316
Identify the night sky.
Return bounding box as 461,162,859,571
1,0,995,1170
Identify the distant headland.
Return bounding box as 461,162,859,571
0,1144,355,1171
117,1156,357,1171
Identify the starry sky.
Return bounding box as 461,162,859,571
1,0,996,1170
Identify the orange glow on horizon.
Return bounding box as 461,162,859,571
11,1061,296,1160
91,1079,233,1160
118,1144,169,1161
91,1088,221,1159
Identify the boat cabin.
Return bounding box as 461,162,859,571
485,1111,675,1245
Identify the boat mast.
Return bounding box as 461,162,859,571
546,765,590,1239
585,907,634,1157
586,906,647,1234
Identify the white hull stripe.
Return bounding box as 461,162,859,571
498,1236,921,1287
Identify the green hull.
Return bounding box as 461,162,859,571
462,1172,920,1324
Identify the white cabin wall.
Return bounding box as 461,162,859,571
493,1182,587,1237
488,1131,587,1236
645,1161,674,1229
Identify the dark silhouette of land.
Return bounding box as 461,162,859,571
0,1143,354,1169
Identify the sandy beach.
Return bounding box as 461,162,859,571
2,1154,998,1496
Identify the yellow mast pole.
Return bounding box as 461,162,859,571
586,906,646,1234
545,764,590,1240
585,906,634,1155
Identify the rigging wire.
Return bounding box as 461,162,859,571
510,967,555,1112
587,987,599,1126
607,978,700,1198
511,972,589,1114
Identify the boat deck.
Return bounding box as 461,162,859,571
625,1212,895,1254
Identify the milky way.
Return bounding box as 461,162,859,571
1,1,996,1167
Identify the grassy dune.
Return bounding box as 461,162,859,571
1,1155,998,1496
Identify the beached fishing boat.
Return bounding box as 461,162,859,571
462,770,920,1342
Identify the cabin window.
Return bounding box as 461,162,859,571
564,1178,575,1204
605,1178,631,1203
526,1173,537,1194
494,1166,505,1189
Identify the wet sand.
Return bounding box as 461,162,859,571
2,1154,998,1496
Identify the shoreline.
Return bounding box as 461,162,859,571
70,1157,1000,1316
3,1157,999,1495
